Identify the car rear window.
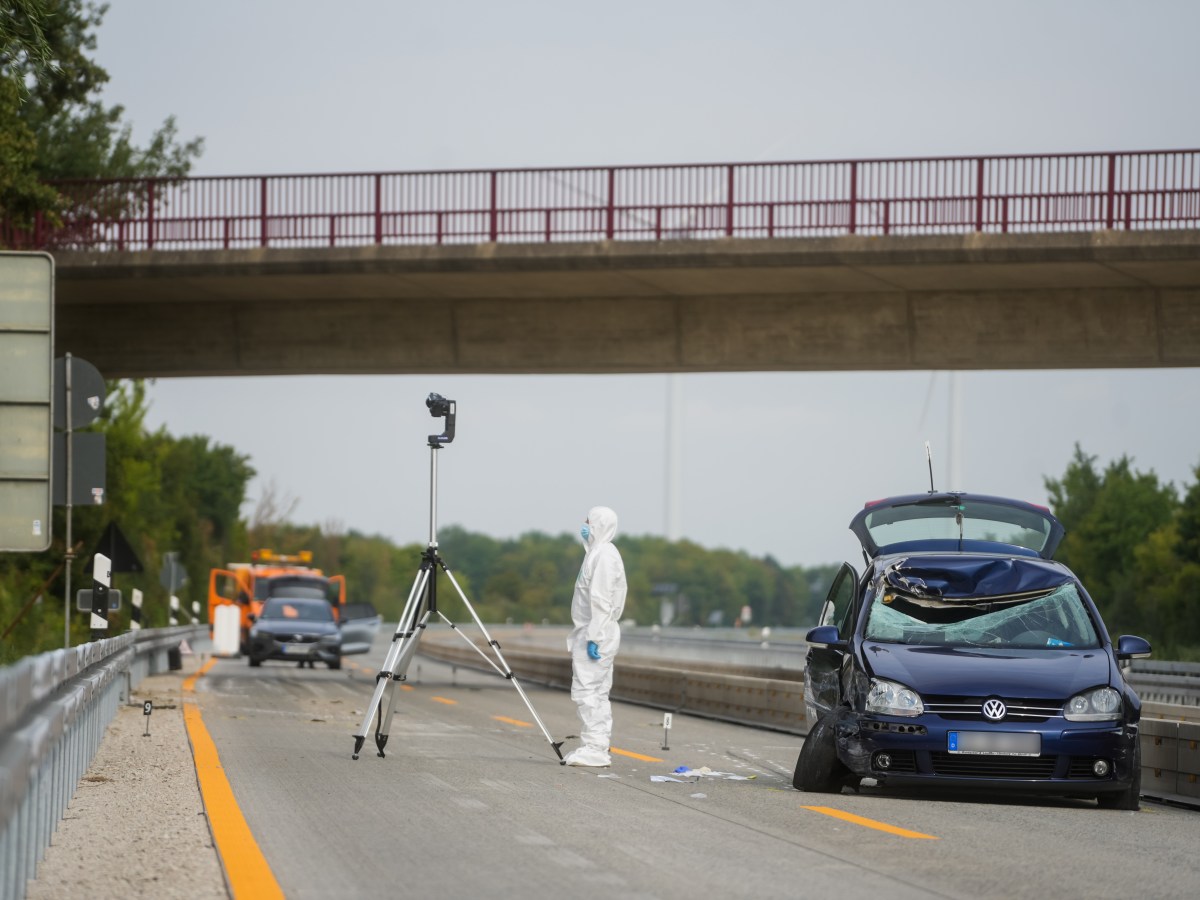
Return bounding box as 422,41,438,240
861,498,1055,555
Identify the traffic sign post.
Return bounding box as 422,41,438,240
54,353,106,647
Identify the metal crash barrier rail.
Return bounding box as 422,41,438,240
417,637,1200,807
0,626,206,900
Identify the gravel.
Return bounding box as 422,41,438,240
26,653,229,899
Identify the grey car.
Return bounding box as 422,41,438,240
248,596,342,669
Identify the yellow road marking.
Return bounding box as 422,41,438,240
802,806,939,840
493,715,532,727
430,696,457,705
611,747,664,762
182,661,285,898
182,656,217,693
401,684,414,692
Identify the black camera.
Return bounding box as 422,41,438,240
426,393,456,447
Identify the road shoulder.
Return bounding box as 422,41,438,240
26,652,228,900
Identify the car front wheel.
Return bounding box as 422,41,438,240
793,710,849,793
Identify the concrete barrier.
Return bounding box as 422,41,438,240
416,637,807,734
1140,703,1200,806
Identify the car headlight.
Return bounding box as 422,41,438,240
1064,687,1122,721
319,634,340,645
865,678,924,717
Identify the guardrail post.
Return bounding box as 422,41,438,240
260,177,269,247
725,165,735,237
1106,153,1117,229
146,179,156,250
374,173,383,245
848,162,858,235
488,171,498,242
975,158,985,231
606,168,616,240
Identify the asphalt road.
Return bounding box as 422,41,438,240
193,640,1200,900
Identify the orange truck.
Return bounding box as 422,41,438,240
208,549,346,656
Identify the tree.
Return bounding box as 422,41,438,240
0,0,202,237
1045,445,1179,641
0,380,254,659
1132,465,1200,657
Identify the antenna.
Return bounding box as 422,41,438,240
925,441,936,493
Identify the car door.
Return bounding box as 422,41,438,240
338,602,382,655
804,561,858,723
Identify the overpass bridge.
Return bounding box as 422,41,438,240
16,148,1200,378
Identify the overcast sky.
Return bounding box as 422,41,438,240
92,1,1200,568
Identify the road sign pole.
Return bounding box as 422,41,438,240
63,354,74,648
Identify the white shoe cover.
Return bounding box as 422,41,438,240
564,746,611,767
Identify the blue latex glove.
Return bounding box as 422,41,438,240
587,640,601,661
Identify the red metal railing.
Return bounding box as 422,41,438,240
6,150,1200,252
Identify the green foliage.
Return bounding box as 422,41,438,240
1046,445,1198,658
0,380,253,661
435,526,830,628
0,0,202,235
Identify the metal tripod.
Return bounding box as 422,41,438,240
351,440,564,762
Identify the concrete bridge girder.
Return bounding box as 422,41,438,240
51,231,1200,378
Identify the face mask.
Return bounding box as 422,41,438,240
580,524,590,541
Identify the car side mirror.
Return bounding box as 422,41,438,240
806,624,848,650
1115,634,1152,660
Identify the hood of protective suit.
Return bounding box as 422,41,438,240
585,506,619,548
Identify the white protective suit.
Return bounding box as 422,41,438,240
563,506,627,767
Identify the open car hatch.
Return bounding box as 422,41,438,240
849,492,1065,560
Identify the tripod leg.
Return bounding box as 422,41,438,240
352,564,431,759
375,611,431,755
440,564,565,761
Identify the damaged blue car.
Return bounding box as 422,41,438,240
795,492,1151,809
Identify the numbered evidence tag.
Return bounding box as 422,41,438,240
142,700,153,737
661,712,672,750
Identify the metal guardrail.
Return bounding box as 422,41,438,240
1127,660,1200,707
0,626,206,900
5,149,1199,251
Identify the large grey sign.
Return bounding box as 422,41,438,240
0,252,54,552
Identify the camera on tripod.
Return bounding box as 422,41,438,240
426,392,456,447
351,389,564,763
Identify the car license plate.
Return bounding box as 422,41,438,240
947,731,1040,756
283,643,309,655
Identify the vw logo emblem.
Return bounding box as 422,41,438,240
294,634,304,643
982,698,1007,721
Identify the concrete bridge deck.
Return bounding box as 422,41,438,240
53,229,1200,378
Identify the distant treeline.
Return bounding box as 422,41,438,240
321,524,840,631
2,381,1198,663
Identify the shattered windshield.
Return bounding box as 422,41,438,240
864,581,1101,649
